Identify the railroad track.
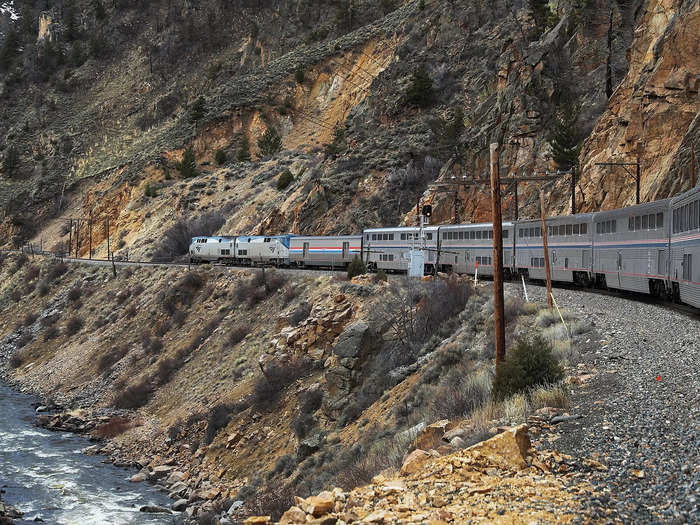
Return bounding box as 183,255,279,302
5,250,698,318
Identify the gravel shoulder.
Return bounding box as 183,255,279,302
506,282,700,524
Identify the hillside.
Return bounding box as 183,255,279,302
0,0,696,257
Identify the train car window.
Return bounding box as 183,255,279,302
264,238,270,242
604,221,611,234
642,215,648,229
389,234,395,240
649,214,656,229
634,216,641,231
458,231,463,240
519,229,524,238
371,234,377,241
400,233,406,240
489,230,494,239
581,223,587,234
573,224,579,235
426,233,432,240
629,217,634,231
443,232,448,240
566,224,572,236
503,230,509,239
476,231,482,239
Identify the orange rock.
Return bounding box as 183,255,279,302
297,490,334,517
464,424,531,470
400,449,431,476
279,506,307,524
243,517,270,524
411,419,454,451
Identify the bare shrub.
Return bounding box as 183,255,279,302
228,324,249,346
38,281,49,296
292,412,314,439
124,304,137,318
98,344,129,373
115,290,130,305
298,388,323,414
9,349,27,368
429,368,491,420
67,286,82,302
20,312,38,328
154,357,181,385
151,211,225,261
244,485,296,521
251,357,312,410
24,264,40,282
44,325,59,340
93,416,133,438
16,332,32,348
65,316,83,336
161,272,205,314
46,261,68,281
113,378,152,409
204,403,232,445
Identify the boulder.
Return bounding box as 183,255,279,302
465,424,531,470
400,449,431,476
172,499,188,512
243,517,271,524
150,465,176,480
297,434,322,460
227,500,244,514
279,505,307,524
411,419,453,451
129,472,148,483
164,471,186,485
333,321,372,359
296,491,334,517
139,505,171,514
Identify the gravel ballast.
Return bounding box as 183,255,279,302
508,282,700,524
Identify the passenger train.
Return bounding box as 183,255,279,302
189,186,700,309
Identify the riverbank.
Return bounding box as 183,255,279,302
0,382,178,525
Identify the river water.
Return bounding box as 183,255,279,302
0,383,178,524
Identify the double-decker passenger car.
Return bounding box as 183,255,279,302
438,222,515,277
289,235,362,268
592,200,670,295
363,227,439,272
670,186,700,307
515,214,594,285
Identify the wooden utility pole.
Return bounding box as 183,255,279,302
75,220,80,258
88,212,93,259
490,143,506,366
106,217,111,261
692,147,697,188
570,168,577,214
540,190,553,308
416,197,420,227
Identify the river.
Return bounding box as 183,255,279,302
0,382,179,524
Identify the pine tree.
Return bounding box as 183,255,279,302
0,28,20,71
236,135,251,162
548,103,582,170
257,127,282,158
406,67,434,108
178,147,198,178
189,96,206,123
2,145,20,177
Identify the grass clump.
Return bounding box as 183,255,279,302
492,336,564,400
347,256,366,280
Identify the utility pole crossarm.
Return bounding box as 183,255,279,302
596,159,642,204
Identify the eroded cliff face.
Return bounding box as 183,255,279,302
576,0,699,212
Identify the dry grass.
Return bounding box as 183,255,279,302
530,384,570,410
93,416,134,438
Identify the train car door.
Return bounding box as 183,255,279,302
658,249,667,278
303,242,309,259
617,251,622,287
582,249,591,270
342,242,349,259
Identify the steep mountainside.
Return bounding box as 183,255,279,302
2,0,695,255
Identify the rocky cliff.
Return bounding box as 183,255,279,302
3,0,696,254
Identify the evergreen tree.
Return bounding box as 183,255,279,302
189,96,206,123
294,65,305,84
0,28,20,71
93,0,107,21
406,67,434,108
178,147,198,178
324,126,347,157
2,145,20,177
236,135,251,162
429,106,464,155
215,149,227,165
257,127,282,158
548,103,582,170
